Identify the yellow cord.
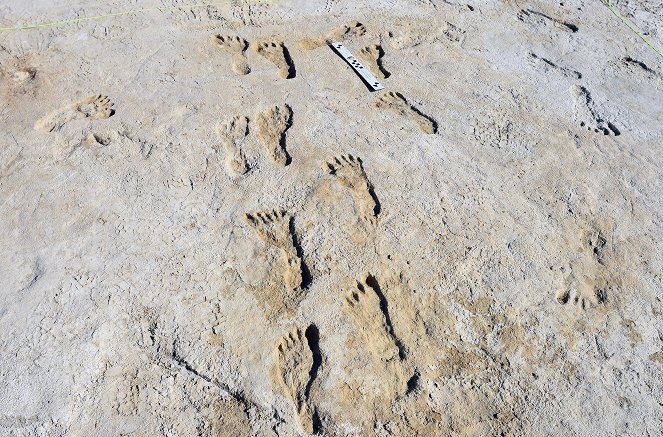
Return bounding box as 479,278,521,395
601,0,663,59
0,1,273,32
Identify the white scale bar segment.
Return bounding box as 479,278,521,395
329,42,385,92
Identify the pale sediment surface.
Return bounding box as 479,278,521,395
1,0,662,435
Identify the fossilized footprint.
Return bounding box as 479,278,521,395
324,154,378,224
556,283,608,310
244,209,302,290
344,276,400,362
374,91,436,134
275,327,315,434
299,21,366,50
526,52,581,79
556,222,614,311
358,44,389,79
251,40,295,79
617,57,662,82
556,266,609,311
215,115,249,176
35,95,114,132
517,9,578,33
570,85,619,136
255,104,293,166
344,275,406,396
212,35,250,75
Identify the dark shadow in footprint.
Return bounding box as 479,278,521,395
283,45,296,79
369,186,381,217
374,45,390,79
406,369,420,395
282,105,293,166
607,122,621,136
304,324,323,434
304,324,322,394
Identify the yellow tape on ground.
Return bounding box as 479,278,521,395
0,1,273,32
601,0,663,59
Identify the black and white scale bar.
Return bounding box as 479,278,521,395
329,42,384,92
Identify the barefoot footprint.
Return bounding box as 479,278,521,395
255,104,293,166
344,276,399,362
517,9,578,33
212,35,250,75
344,275,406,397
299,21,366,50
324,154,378,223
556,265,609,311
526,52,581,79
374,91,436,134
250,40,295,79
274,327,315,434
216,115,249,176
358,44,389,79
556,283,608,310
570,85,619,136
244,209,302,290
35,94,114,132
556,224,613,311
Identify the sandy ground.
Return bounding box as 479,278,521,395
1,0,663,435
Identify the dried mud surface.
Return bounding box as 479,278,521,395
1,0,662,435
